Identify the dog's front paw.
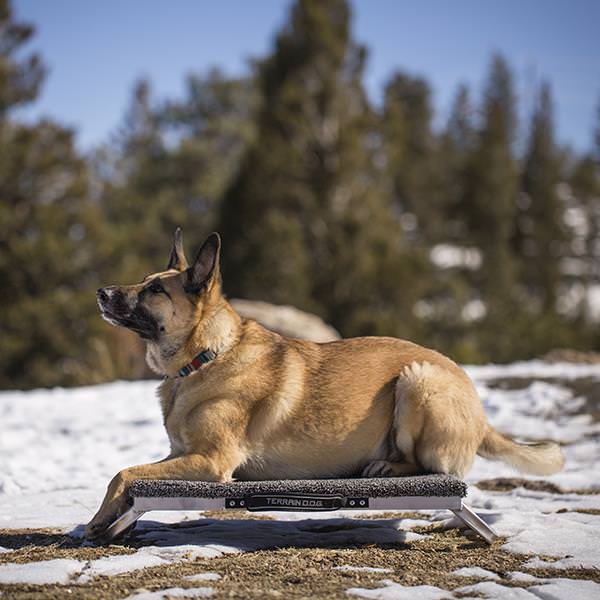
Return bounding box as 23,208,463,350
84,518,110,540
85,499,128,540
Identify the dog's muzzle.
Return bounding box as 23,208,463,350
96,286,112,305
97,287,159,340
97,287,127,326
97,286,129,316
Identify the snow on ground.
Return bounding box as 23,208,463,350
347,578,600,600
455,579,600,600
451,566,501,580
183,573,221,582
0,544,235,585
348,580,452,600
0,360,599,592
0,558,83,585
334,566,394,574
464,360,600,380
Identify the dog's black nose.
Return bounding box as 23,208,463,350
97,288,109,303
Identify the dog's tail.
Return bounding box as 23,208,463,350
477,426,564,476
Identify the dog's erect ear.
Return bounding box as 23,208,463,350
167,227,188,271
185,232,221,294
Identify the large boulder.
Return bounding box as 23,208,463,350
230,299,340,343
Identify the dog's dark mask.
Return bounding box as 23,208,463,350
97,287,160,341
120,305,159,340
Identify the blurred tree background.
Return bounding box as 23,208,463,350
1,0,599,389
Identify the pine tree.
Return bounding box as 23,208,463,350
382,73,440,243
162,68,256,221
595,96,600,165
569,156,600,330
439,83,475,242
518,82,565,314
569,97,600,331
0,0,103,388
462,54,520,360
99,71,254,282
98,79,175,281
218,0,423,337
0,0,44,116
420,84,480,361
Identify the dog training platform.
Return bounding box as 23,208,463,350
105,475,498,544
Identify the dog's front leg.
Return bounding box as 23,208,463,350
85,469,131,538
85,453,232,539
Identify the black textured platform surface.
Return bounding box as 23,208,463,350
130,474,467,499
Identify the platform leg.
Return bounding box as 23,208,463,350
452,503,498,544
103,507,146,541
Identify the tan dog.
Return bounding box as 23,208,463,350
86,230,564,539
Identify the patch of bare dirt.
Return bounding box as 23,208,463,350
475,477,600,495
556,507,600,515
475,478,564,494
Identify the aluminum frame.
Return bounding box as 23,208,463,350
104,494,498,544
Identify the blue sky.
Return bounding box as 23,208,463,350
15,0,600,152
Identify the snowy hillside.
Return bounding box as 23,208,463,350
0,361,599,598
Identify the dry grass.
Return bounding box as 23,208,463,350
1,517,598,600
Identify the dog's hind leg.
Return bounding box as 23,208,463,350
392,361,487,479
361,460,423,478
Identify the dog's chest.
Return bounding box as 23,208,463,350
158,378,187,454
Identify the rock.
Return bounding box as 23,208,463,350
230,299,340,343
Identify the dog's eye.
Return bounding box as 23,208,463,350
148,280,164,294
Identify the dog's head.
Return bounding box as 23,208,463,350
97,229,222,344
